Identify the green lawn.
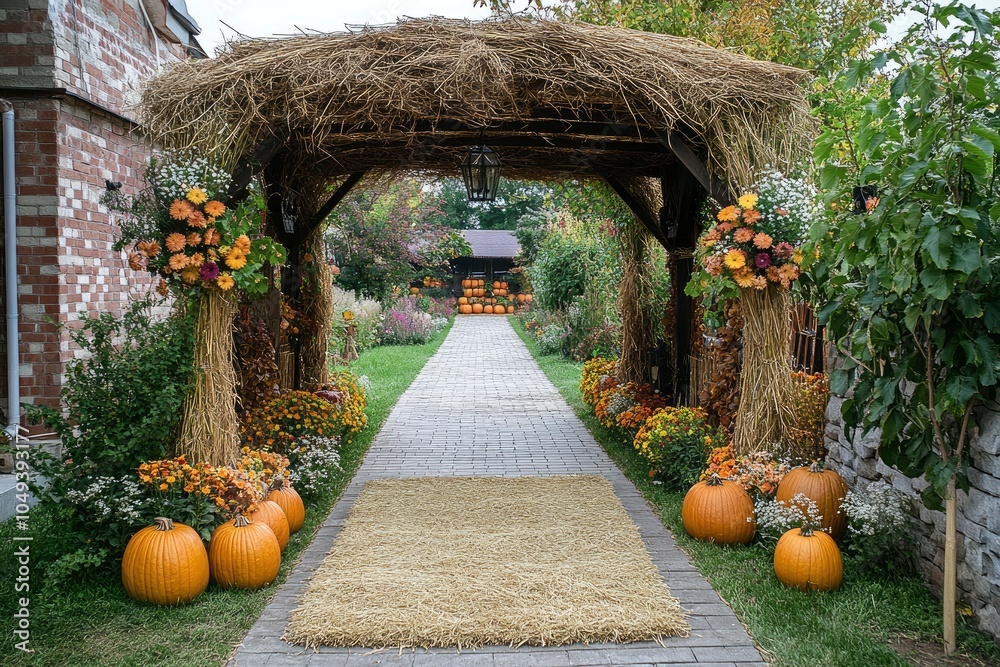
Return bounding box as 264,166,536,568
512,320,1000,667
0,321,452,667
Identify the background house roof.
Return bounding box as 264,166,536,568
461,230,520,259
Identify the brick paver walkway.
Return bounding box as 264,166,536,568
230,317,765,667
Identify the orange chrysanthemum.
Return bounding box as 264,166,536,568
742,209,762,224
204,200,226,218
138,240,160,258
724,250,746,270
752,276,768,290
753,233,773,249
186,232,202,247
189,252,205,267
169,199,194,221
168,253,190,270
216,273,235,291
186,188,208,205
734,268,756,288
156,280,170,296
165,233,187,253
717,205,741,222
203,229,220,246
187,211,207,228
233,234,252,254
127,253,144,271
734,227,754,243
180,265,200,284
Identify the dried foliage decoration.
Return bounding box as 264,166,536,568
234,304,281,416
700,301,743,432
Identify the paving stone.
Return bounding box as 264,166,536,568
231,317,757,666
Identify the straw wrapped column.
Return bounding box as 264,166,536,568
617,222,654,385
177,290,241,466
299,229,332,389
732,286,794,456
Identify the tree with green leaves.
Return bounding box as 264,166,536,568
427,177,548,230
806,1,1000,654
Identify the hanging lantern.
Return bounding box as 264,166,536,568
460,145,503,202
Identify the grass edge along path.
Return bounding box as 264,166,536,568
0,320,453,667
512,320,1000,667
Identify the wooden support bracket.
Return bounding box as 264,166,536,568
595,168,670,249
225,129,288,204
652,129,731,204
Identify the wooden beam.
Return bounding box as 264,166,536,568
225,129,287,204
327,134,670,155
595,168,670,249
652,129,730,203
293,171,367,246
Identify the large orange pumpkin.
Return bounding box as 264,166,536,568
773,525,843,591
458,296,468,305
462,279,471,288
517,294,526,304
208,514,281,589
122,517,209,605
524,293,534,303
459,304,472,314
472,303,484,314
776,462,848,540
268,485,305,533
484,305,494,314
492,280,501,289
500,281,508,289
476,278,485,287
681,475,756,545
506,305,515,314
250,499,290,551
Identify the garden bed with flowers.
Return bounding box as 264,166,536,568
0,322,452,667
512,320,1000,667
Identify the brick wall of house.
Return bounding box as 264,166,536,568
1,0,187,413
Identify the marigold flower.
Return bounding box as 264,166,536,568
753,233,773,249
216,273,235,291
734,227,754,243
165,233,187,253
724,249,746,270
169,199,194,221
186,187,208,205
303,252,314,262
793,248,804,264
204,200,226,217
717,205,741,222
203,229,220,246
186,232,202,247
734,268,756,288
737,193,759,209
168,253,189,270
159,483,168,491
226,250,247,270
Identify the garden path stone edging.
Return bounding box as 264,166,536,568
229,317,765,667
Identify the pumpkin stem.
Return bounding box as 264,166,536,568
809,460,825,473
153,517,174,531
233,514,251,528
705,473,724,487
270,478,286,492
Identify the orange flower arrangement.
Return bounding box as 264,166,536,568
581,357,618,408
237,447,290,489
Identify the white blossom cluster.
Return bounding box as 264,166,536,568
149,154,232,200
355,375,372,392
754,493,824,541
842,479,910,537
65,476,145,523
431,316,450,332
754,169,819,242
605,391,634,419
289,439,342,496
538,324,567,354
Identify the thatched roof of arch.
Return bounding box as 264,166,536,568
140,17,813,193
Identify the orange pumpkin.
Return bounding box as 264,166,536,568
492,280,501,289
506,305,515,314
774,525,843,591
472,303,484,314
458,296,469,305
250,499,290,551
524,293,534,304
776,462,848,540
463,289,472,298
208,514,281,590
496,289,507,296
409,287,420,295
517,294,526,304
122,517,209,605
681,475,756,545
268,485,305,533
501,281,508,289
459,304,472,314
484,305,494,314
477,279,485,287
462,278,471,288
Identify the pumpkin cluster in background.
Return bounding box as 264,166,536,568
456,277,531,315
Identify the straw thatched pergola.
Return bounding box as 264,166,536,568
139,17,812,398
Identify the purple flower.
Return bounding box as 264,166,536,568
754,253,771,269
199,261,220,281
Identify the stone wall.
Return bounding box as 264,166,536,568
826,392,1000,643
1,0,185,412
